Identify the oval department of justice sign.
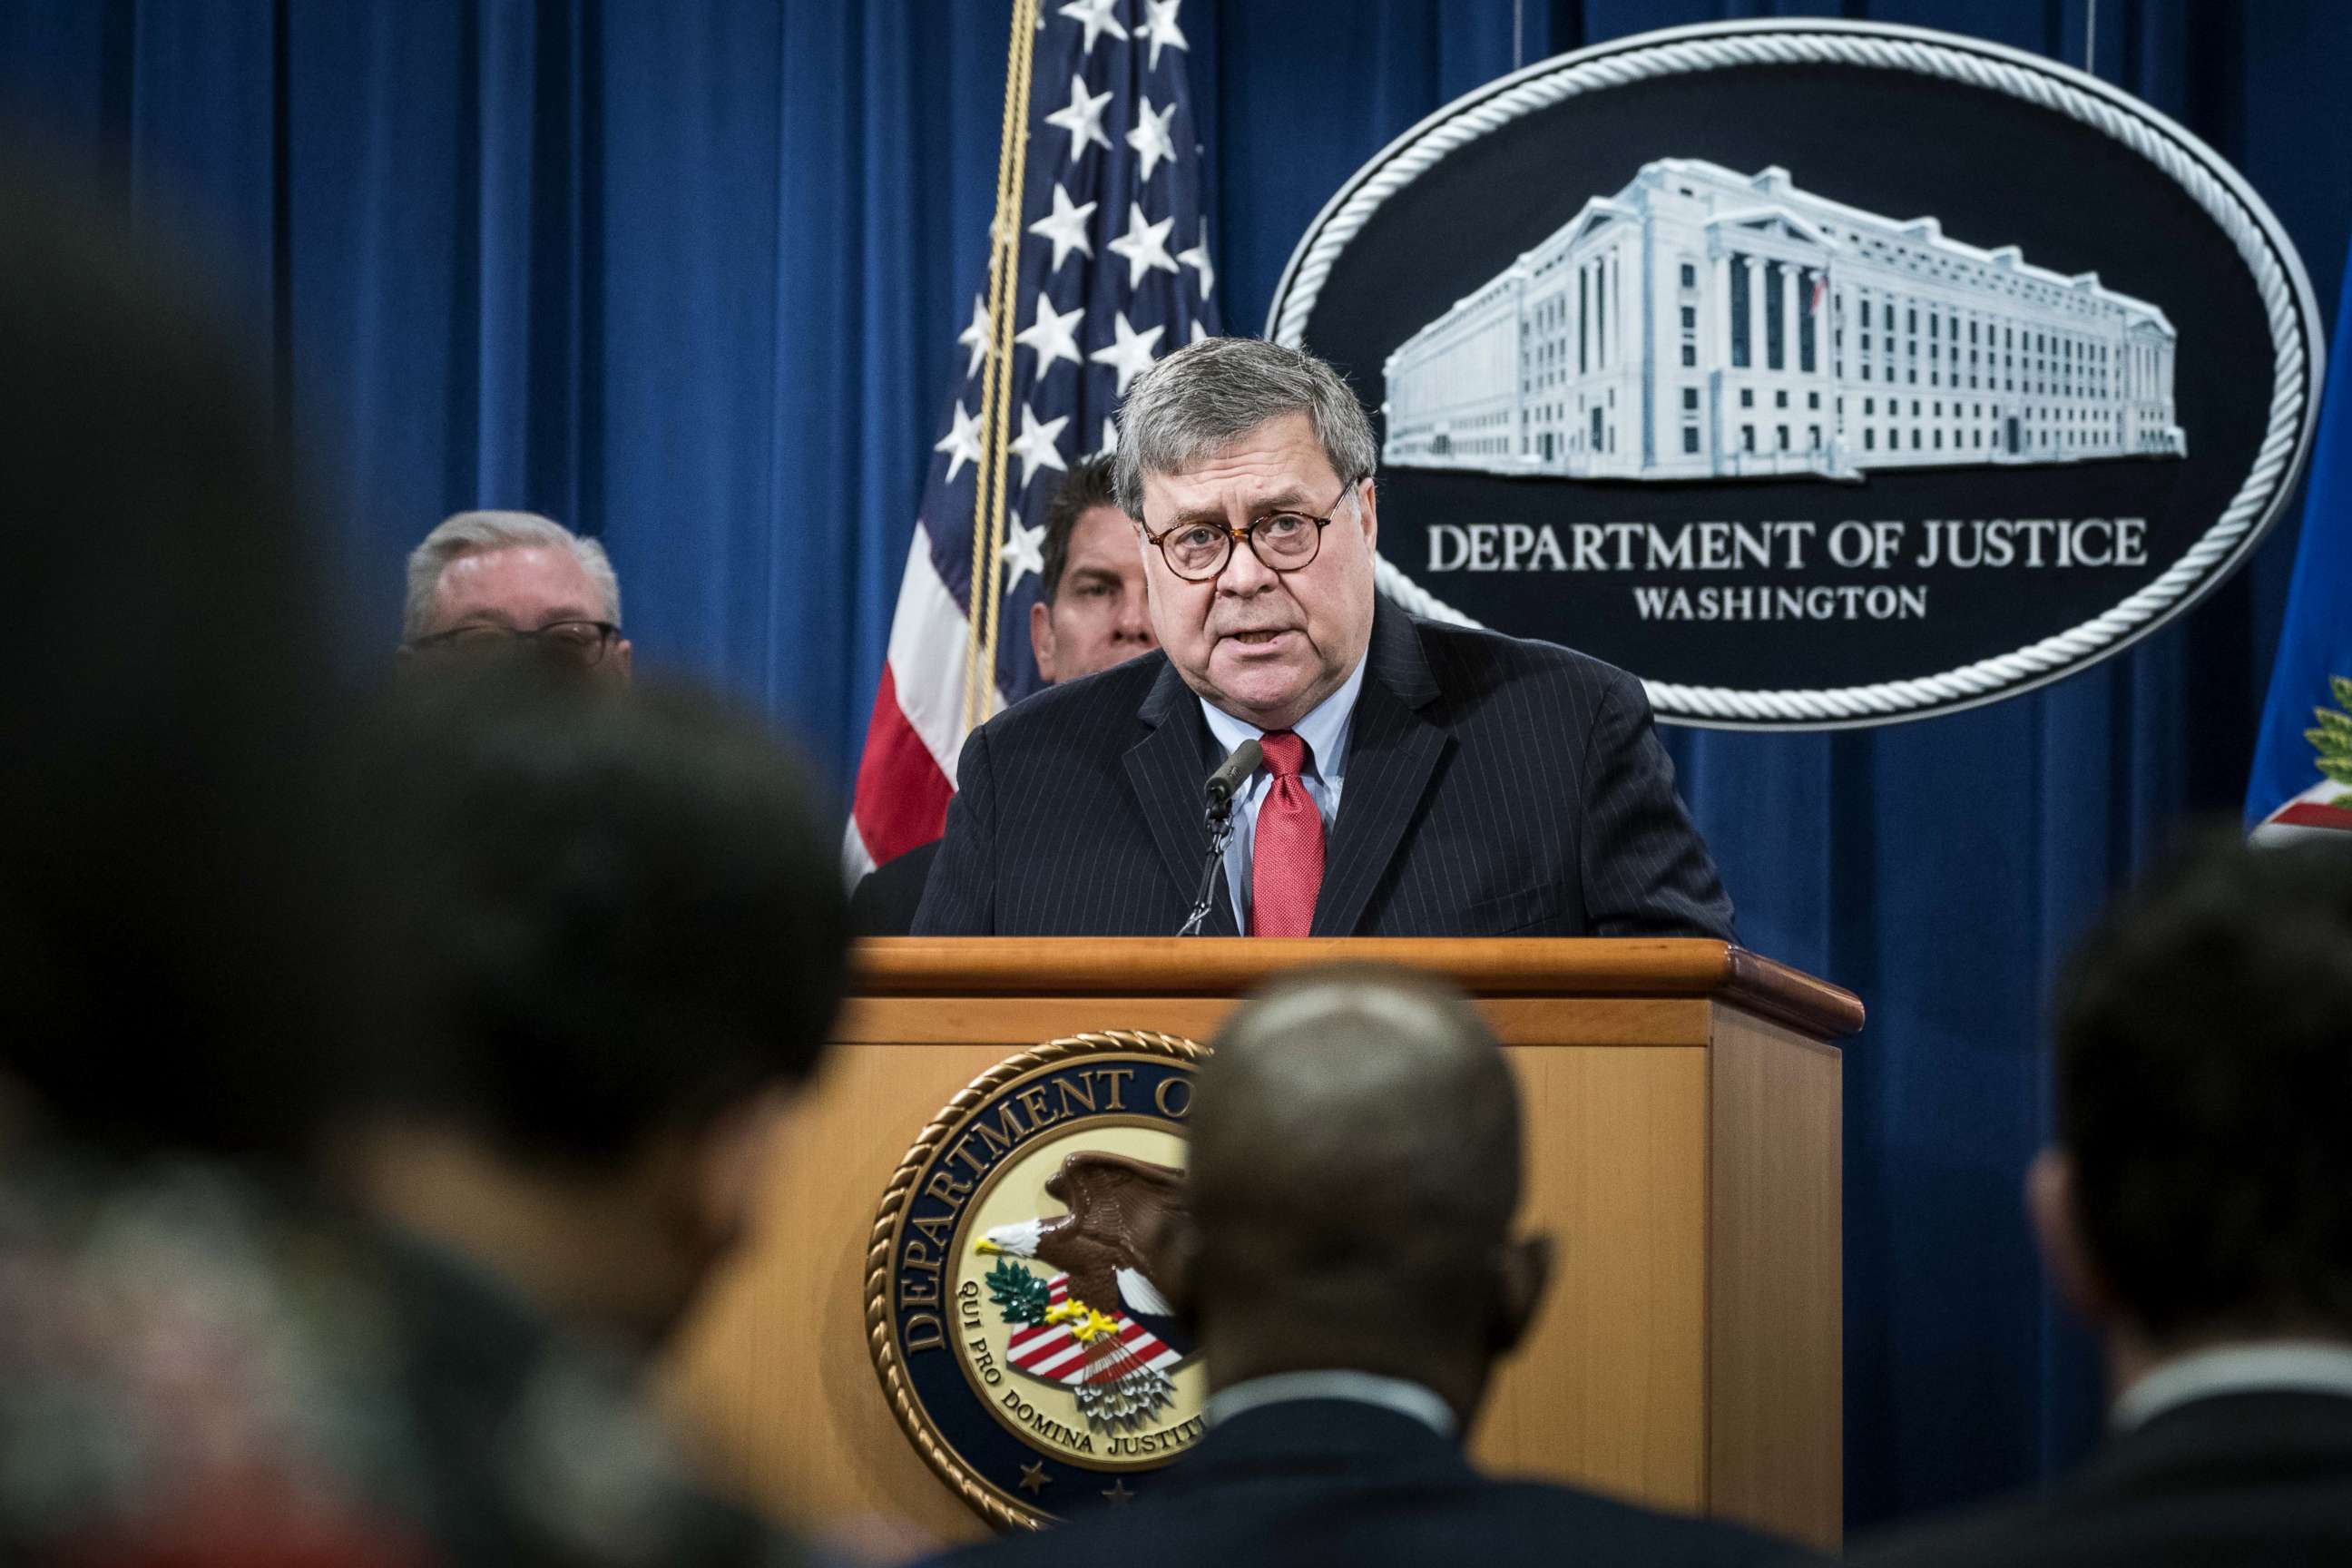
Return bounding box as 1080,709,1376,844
867,1033,1208,1530
1268,20,2325,729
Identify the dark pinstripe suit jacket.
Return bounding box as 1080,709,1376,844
911,599,1735,938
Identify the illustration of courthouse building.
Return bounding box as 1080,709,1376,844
1380,158,2186,481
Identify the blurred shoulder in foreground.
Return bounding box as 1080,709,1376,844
0,146,837,1567
1849,835,2352,1568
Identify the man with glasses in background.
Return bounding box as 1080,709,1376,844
914,336,1734,939
402,510,632,681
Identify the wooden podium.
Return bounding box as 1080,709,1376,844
667,937,1860,1550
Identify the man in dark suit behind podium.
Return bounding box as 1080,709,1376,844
925,967,1793,1568
1850,836,2352,1568
911,337,1733,939
853,455,1159,935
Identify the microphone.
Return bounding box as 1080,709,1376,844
1179,739,1264,937
1203,737,1262,819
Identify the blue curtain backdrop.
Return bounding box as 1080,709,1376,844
5,0,2347,1534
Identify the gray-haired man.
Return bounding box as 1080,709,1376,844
913,337,1733,939
401,510,632,681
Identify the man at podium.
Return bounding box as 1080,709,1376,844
913,337,1734,940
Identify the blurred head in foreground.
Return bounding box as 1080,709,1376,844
1171,966,1550,1430
0,143,407,1566
2031,834,2352,1393
0,143,834,1567
0,147,343,1159
402,509,632,682
338,668,849,1348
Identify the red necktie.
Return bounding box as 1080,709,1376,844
1250,730,1325,936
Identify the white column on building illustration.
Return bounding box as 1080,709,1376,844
1594,256,1608,377
1582,264,1594,376
1710,250,1732,369
1614,250,1632,373
1590,257,1608,376
1512,303,1526,456
1742,253,1763,374
1779,260,1798,377
1592,259,1605,372
1808,269,1828,377
1603,253,1617,371
1572,265,1584,379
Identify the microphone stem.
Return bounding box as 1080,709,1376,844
1177,808,1236,937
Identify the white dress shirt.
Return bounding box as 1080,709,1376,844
1204,1368,1459,1440
2112,1339,2352,1431
1198,657,1368,935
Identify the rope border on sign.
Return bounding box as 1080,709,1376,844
1267,21,2323,730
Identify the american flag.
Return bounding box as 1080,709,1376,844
846,0,1221,878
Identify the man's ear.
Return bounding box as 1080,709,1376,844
1132,524,1171,613
1493,1231,1552,1359
1029,599,1058,684
2027,1147,2119,1328
1354,477,1377,553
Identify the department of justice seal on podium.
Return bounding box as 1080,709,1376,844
867,1032,1208,1529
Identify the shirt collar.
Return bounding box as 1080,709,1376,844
1198,654,1368,782
1205,1369,1458,1440
2112,1340,2352,1431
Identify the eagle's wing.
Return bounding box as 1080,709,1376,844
1115,1265,1177,1318
1052,1152,1187,1314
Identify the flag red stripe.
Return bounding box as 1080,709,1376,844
2274,801,2352,829
851,665,955,864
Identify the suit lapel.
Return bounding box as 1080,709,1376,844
1313,603,1450,936
1125,661,1240,936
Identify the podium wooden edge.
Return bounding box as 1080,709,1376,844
852,937,1864,1041
1705,1004,1844,1549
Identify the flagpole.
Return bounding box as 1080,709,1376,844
965,0,1041,735
849,0,1224,879
977,0,1041,724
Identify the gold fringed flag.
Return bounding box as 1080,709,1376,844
846,0,1221,879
